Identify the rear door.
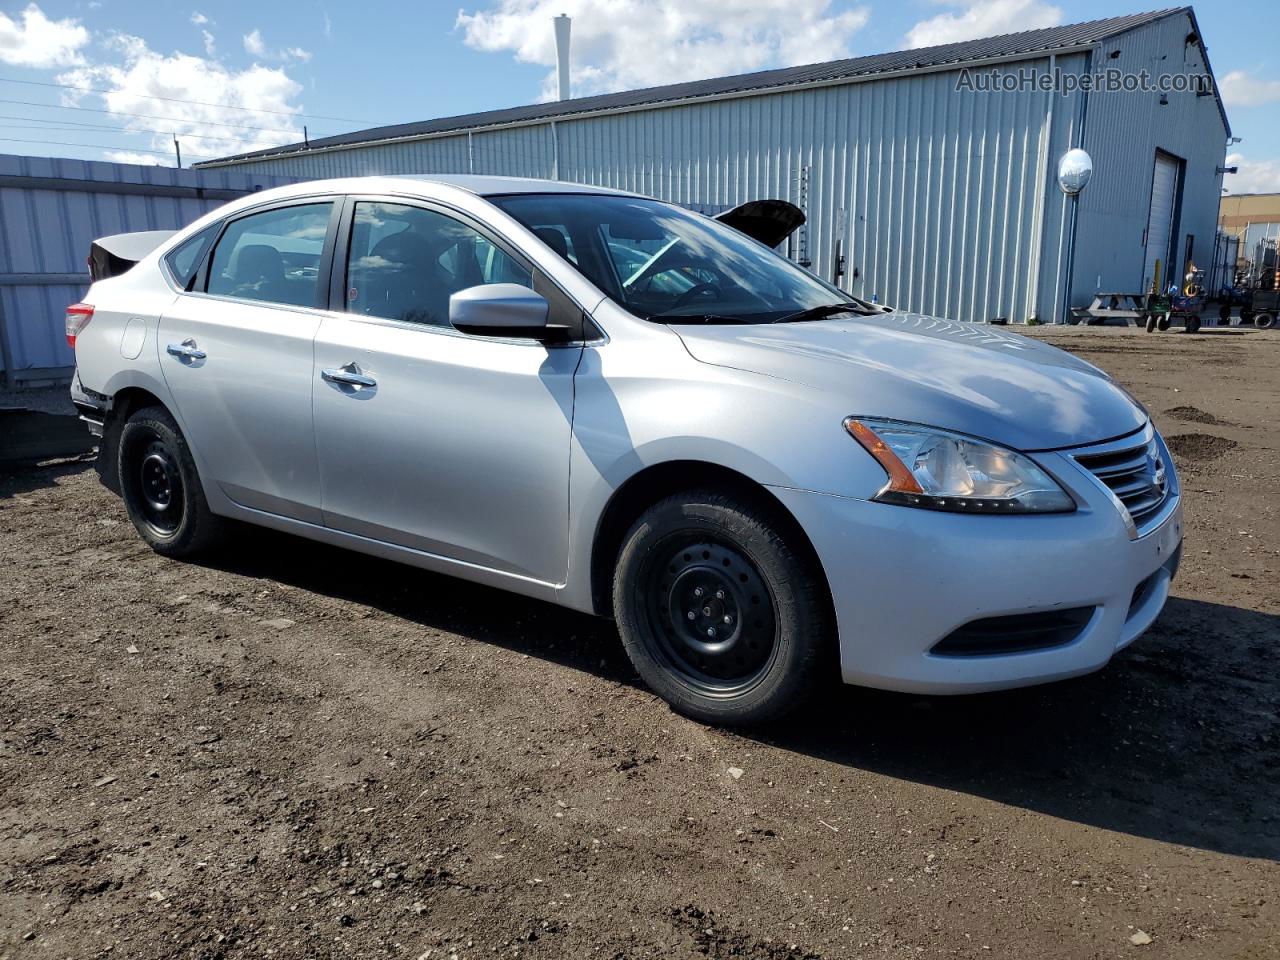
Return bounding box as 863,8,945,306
157,199,339,523
312,197,580,585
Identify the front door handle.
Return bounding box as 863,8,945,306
166,338,206,361
321,363,377,389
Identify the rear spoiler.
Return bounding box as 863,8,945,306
88,230,176,281
715,200,805,249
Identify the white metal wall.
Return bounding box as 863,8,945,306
1072,14,1228,308
225,58,1081,325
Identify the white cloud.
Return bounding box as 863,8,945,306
103,149,169,166
456,0,870,101
905,0,1061,49
190,12,210,26
243,27,310,62
0,3,90,68
201,29,215,57
1223,153,1280,195
57,31,306,163
243,27,266,57
1219,70,1280,108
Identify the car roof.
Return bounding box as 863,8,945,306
206,174,646,223
393,174,640,197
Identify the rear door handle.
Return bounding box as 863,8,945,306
321,364,377,388
166,338,206,361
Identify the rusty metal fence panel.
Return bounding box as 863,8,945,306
0,153,300,385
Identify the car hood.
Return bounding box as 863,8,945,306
672,311,1147,451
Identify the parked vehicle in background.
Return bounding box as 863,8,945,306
69,175,1182,725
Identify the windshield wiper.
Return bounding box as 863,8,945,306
646,313,756,325
771,301,875,324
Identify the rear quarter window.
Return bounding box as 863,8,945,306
164,224,218,290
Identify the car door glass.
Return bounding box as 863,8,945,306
164,224,218,290
347,202,532,327
207,203,332,308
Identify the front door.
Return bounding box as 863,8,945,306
313,199,579,585
158,199,337,523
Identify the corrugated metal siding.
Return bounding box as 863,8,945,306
0,153,297,378
231,59,1080,325
1073,12,1227,308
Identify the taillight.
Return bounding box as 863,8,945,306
66,303,94,349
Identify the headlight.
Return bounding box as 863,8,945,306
845,418,1075,514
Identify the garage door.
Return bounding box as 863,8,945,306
1143,152,1181,292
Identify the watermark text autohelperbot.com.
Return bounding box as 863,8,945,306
956,66,1214,97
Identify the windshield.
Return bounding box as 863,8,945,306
489,193,869,324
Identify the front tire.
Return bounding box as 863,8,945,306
118,406,224,558
613,490,832,726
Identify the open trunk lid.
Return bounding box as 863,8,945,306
714,199,805,248
88,230,176,281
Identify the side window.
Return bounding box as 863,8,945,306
346,201,532,327
164,224,218,290
207,203,332,308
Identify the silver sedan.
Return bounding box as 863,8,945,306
69,175,1182,725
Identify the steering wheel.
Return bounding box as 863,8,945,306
671,282,722,310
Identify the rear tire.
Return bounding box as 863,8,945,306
613,490,832,726
1255,313,1275,329
1186,314,1201,334
118,406,225,558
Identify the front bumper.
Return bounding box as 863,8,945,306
769,444,1183,694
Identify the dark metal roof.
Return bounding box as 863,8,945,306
204,8,1193,167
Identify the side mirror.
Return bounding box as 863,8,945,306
449,283,550,338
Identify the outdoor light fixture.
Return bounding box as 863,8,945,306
1057,148,1093,195
1217,165,1238,175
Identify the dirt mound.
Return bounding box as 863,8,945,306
1165,405,1219,425
1166,432,1237,462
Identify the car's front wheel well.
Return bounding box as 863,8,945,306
589,461,833,622
97,387,168,494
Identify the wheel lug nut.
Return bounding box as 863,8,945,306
715,589,725,600
693,587,704,598
723,615,733,624
706,628,716,637
687,610,696,620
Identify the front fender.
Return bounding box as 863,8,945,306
558,340,887,613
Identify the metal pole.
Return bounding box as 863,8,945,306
173,136,182,169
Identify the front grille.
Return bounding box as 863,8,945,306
1074,431,1170,530
931,607,1095,657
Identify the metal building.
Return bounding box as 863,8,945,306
197,8,1225,325
0,154,296,385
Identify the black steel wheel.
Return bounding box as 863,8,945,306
642,537,779,696
134,434,184,536
613,490,832,726
118,406,225,557
1256,312,1275,330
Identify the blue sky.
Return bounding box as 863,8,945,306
0,0,1276,192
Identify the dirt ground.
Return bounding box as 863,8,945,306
2,325,1277,960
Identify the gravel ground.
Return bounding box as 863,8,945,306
1,325,1277,959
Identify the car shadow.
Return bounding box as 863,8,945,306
207,527,1280,862
0,455,97,500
